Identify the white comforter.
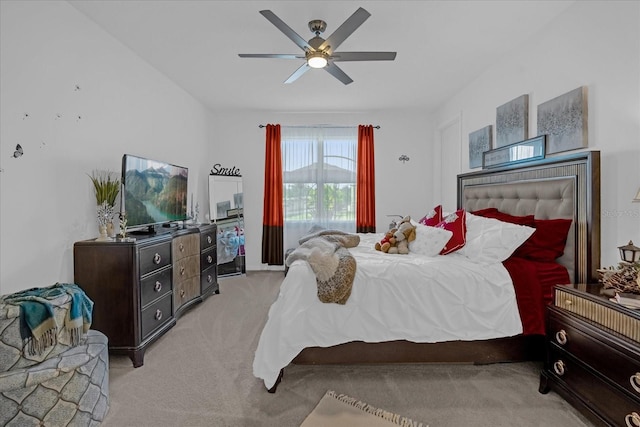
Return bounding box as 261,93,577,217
253,233,523,390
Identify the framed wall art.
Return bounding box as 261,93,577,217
483,135,546,169
496,94,529,147
537,86,588,154
216,201,231,220
234,192,243,209
468,125,492,169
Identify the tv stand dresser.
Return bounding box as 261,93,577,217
73,224,218,367
539,283,640,426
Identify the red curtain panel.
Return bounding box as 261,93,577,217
261,124,284,265
356,125,376,233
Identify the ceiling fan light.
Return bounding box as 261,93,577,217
307,54,328,69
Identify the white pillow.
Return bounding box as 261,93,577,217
408,224,453,257
458,213,535,263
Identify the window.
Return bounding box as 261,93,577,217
281,126,357,249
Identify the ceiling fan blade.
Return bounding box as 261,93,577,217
259,10,312,52
331,52,397,62
319,7,370,53
238,54,304,59
284,63,311,84
324,62,353,85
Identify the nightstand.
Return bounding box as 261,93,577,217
539,283,640,426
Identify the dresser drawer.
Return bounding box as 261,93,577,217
200,228,216,251
548,307,640,400
140,267,172,307
174,276,200,307
201,265,217,292
174,254,200,281
200,248,216,271
141,293,173,340
173,234,199,261
139,242,171,276
555,286,640,343
547,346,640,426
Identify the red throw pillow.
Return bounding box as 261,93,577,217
471,207,499,216
419,205,443,226
436,209,467,254
513,218,572,262
473,208,535,227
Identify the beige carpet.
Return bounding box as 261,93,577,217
101,271,595,427
301,390,427,427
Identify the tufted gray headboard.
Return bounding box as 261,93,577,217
457,151,600,284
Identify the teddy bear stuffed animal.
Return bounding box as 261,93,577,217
388,216,416,255
375,228,397,253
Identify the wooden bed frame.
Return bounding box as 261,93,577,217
270,151,600,392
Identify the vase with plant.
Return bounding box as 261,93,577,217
89,170,120,241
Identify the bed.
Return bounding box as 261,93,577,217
254,151,600,392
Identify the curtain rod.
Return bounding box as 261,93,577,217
258,124,380,129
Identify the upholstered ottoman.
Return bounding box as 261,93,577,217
0,293,81,372
0,285,109,426
0,329,109,426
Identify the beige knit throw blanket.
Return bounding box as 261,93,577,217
286,230,360,304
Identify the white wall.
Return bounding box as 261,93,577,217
208,109,434,271
0,0,435,286
433,0,640,268
0,1,214,294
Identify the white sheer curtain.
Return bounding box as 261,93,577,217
281,126,357,250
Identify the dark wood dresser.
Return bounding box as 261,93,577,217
73,225,218,367
539,283,640,426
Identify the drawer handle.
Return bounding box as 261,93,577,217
564,299,572,305
179,243,184,252
207,235,212,244
180,289,185,297
207,255,213,264
207,274,213,283
153,253,162,264
154,309,163,321
180,266,185,276
555,329,568,345
631,373,640,394
553,360,566,376
154,281,162,292
626,412,640,427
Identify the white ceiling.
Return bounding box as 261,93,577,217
68,0,575,113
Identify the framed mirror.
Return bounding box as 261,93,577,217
208,175,245,277
482,135,546,169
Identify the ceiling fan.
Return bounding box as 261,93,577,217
238,7,396,85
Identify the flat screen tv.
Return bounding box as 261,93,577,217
121,154,188,233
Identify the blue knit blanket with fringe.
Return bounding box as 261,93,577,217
2,283,94,355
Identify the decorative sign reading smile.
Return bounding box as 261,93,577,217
210,163,241,177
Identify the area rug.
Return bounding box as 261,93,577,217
300,390,427,427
